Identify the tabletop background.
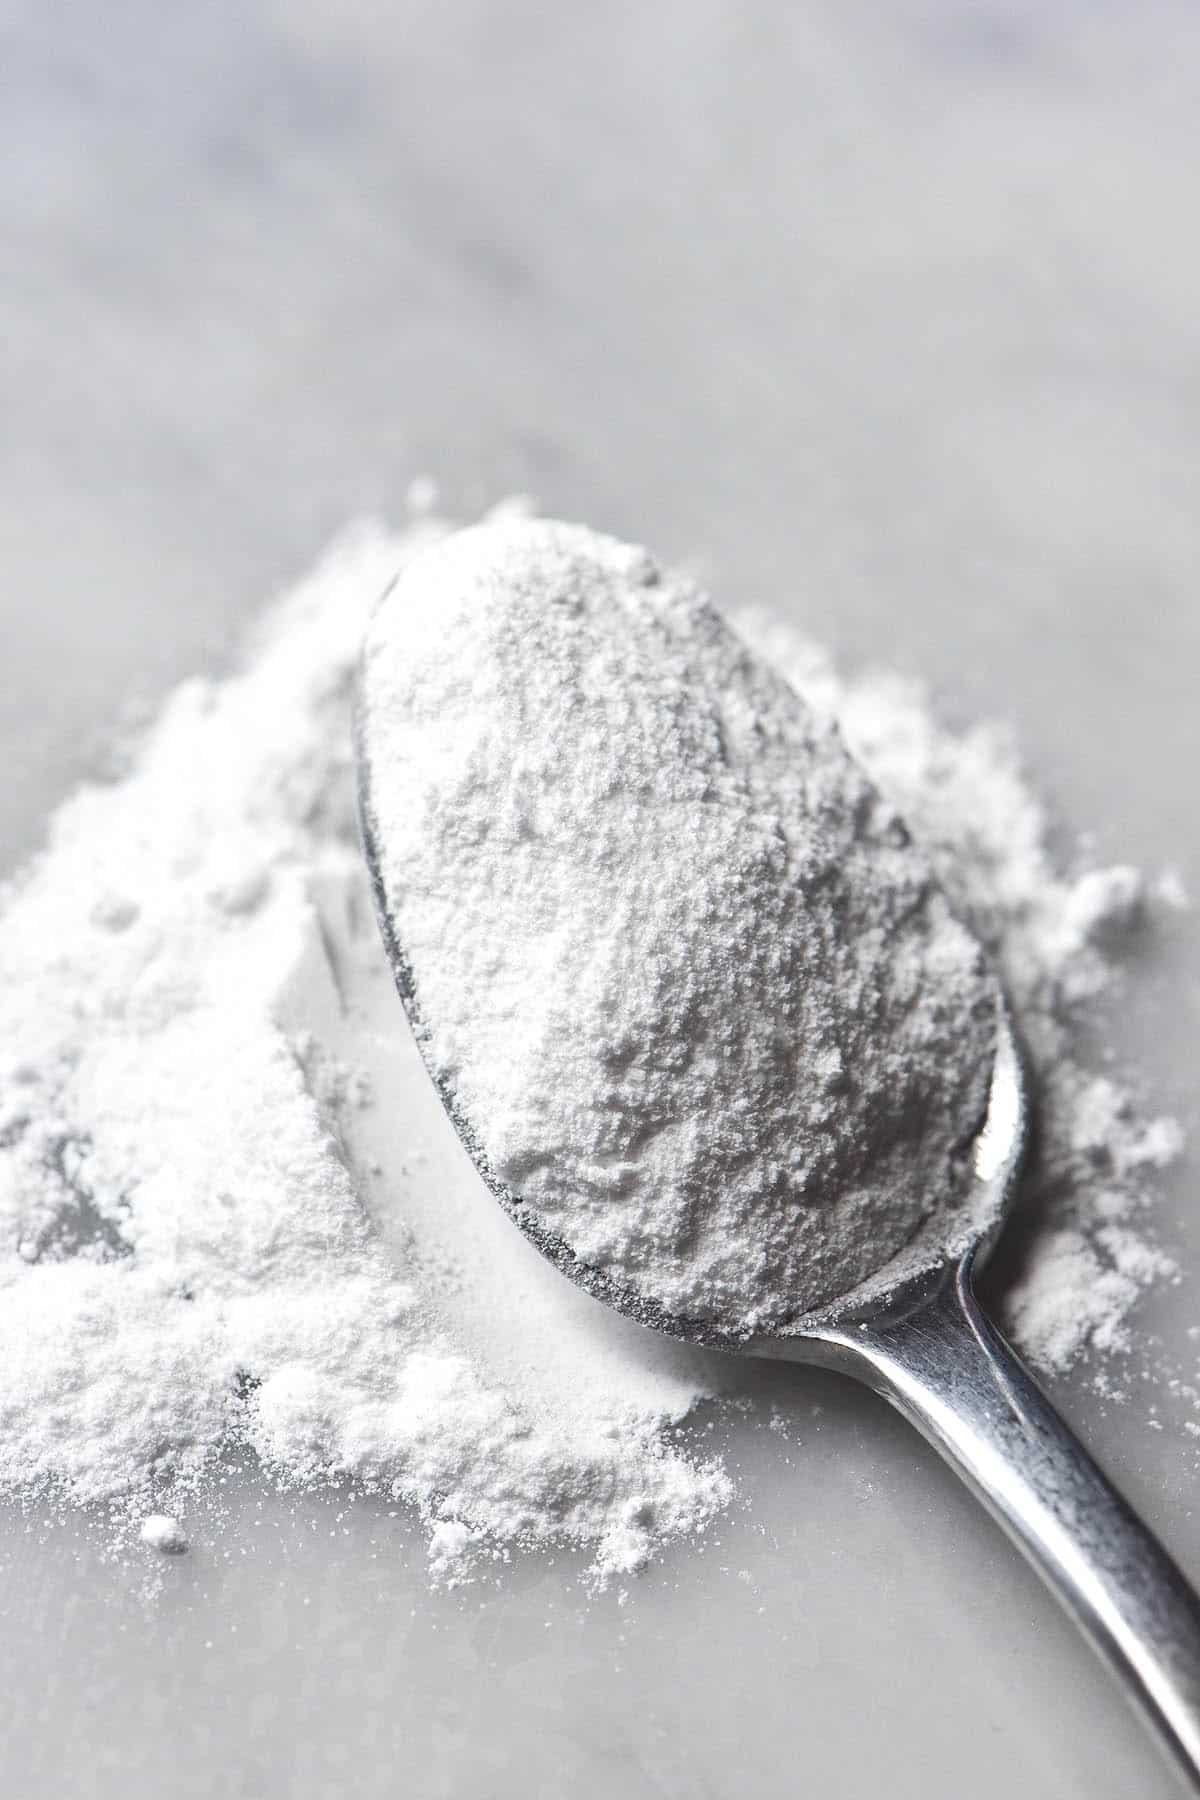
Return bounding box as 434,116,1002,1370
3,3,1200,1796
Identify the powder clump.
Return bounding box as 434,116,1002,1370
139,1513,188,1555
361,518,998,1329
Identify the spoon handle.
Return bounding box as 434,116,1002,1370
815,1255,1200,1794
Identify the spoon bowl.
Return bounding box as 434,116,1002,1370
360,724,1024,1349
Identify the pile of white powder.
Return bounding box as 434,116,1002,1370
361,519,997,1330
0,505,1184,1584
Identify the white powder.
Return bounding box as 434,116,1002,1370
360,518,997,1330
139,1513,188,1555
0,509,1183,1585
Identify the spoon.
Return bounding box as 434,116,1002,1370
357,715,1200,1797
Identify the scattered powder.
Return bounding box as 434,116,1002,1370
0,508,1184,1584
360,519,996,1330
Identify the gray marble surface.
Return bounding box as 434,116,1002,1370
3,2,1200,1795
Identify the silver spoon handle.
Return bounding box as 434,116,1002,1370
812,1256,1200,1794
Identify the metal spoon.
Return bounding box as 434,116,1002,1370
357,723,1200,1796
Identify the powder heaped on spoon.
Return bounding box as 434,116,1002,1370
359,518,999,1329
